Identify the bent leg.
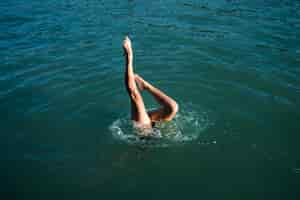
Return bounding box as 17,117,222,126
135,74,178,122
123,37,151,126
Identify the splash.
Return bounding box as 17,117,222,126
109,104,213,147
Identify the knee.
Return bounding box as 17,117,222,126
129,89,138,101
127,81,137,92
129,88,144,103
170,102,179,116
165,102,178,120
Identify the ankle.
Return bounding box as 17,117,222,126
125,53,132,63
144,82,151,90
127,53,133,61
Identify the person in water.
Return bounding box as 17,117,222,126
123,36,178,132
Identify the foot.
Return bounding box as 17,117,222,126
123,36,133,58
135,74,149,91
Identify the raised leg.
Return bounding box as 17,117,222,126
135,74,178,122
123,36,151,127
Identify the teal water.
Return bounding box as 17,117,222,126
1,0,300,199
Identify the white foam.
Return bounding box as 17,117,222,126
109,104,212,147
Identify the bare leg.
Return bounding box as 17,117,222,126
123,36,151,127
135,74,178,122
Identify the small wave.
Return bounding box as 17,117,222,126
109,104,212,147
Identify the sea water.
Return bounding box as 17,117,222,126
1,0,299,199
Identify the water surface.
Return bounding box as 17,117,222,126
1,0,300,199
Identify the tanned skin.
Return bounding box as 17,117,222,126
123,36,178,132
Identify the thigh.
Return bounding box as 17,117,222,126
147,107,166,122
130,94,151,125
148,106,177,122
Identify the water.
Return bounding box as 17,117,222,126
1,0,300,199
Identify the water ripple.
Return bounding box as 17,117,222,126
1,0,299,153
